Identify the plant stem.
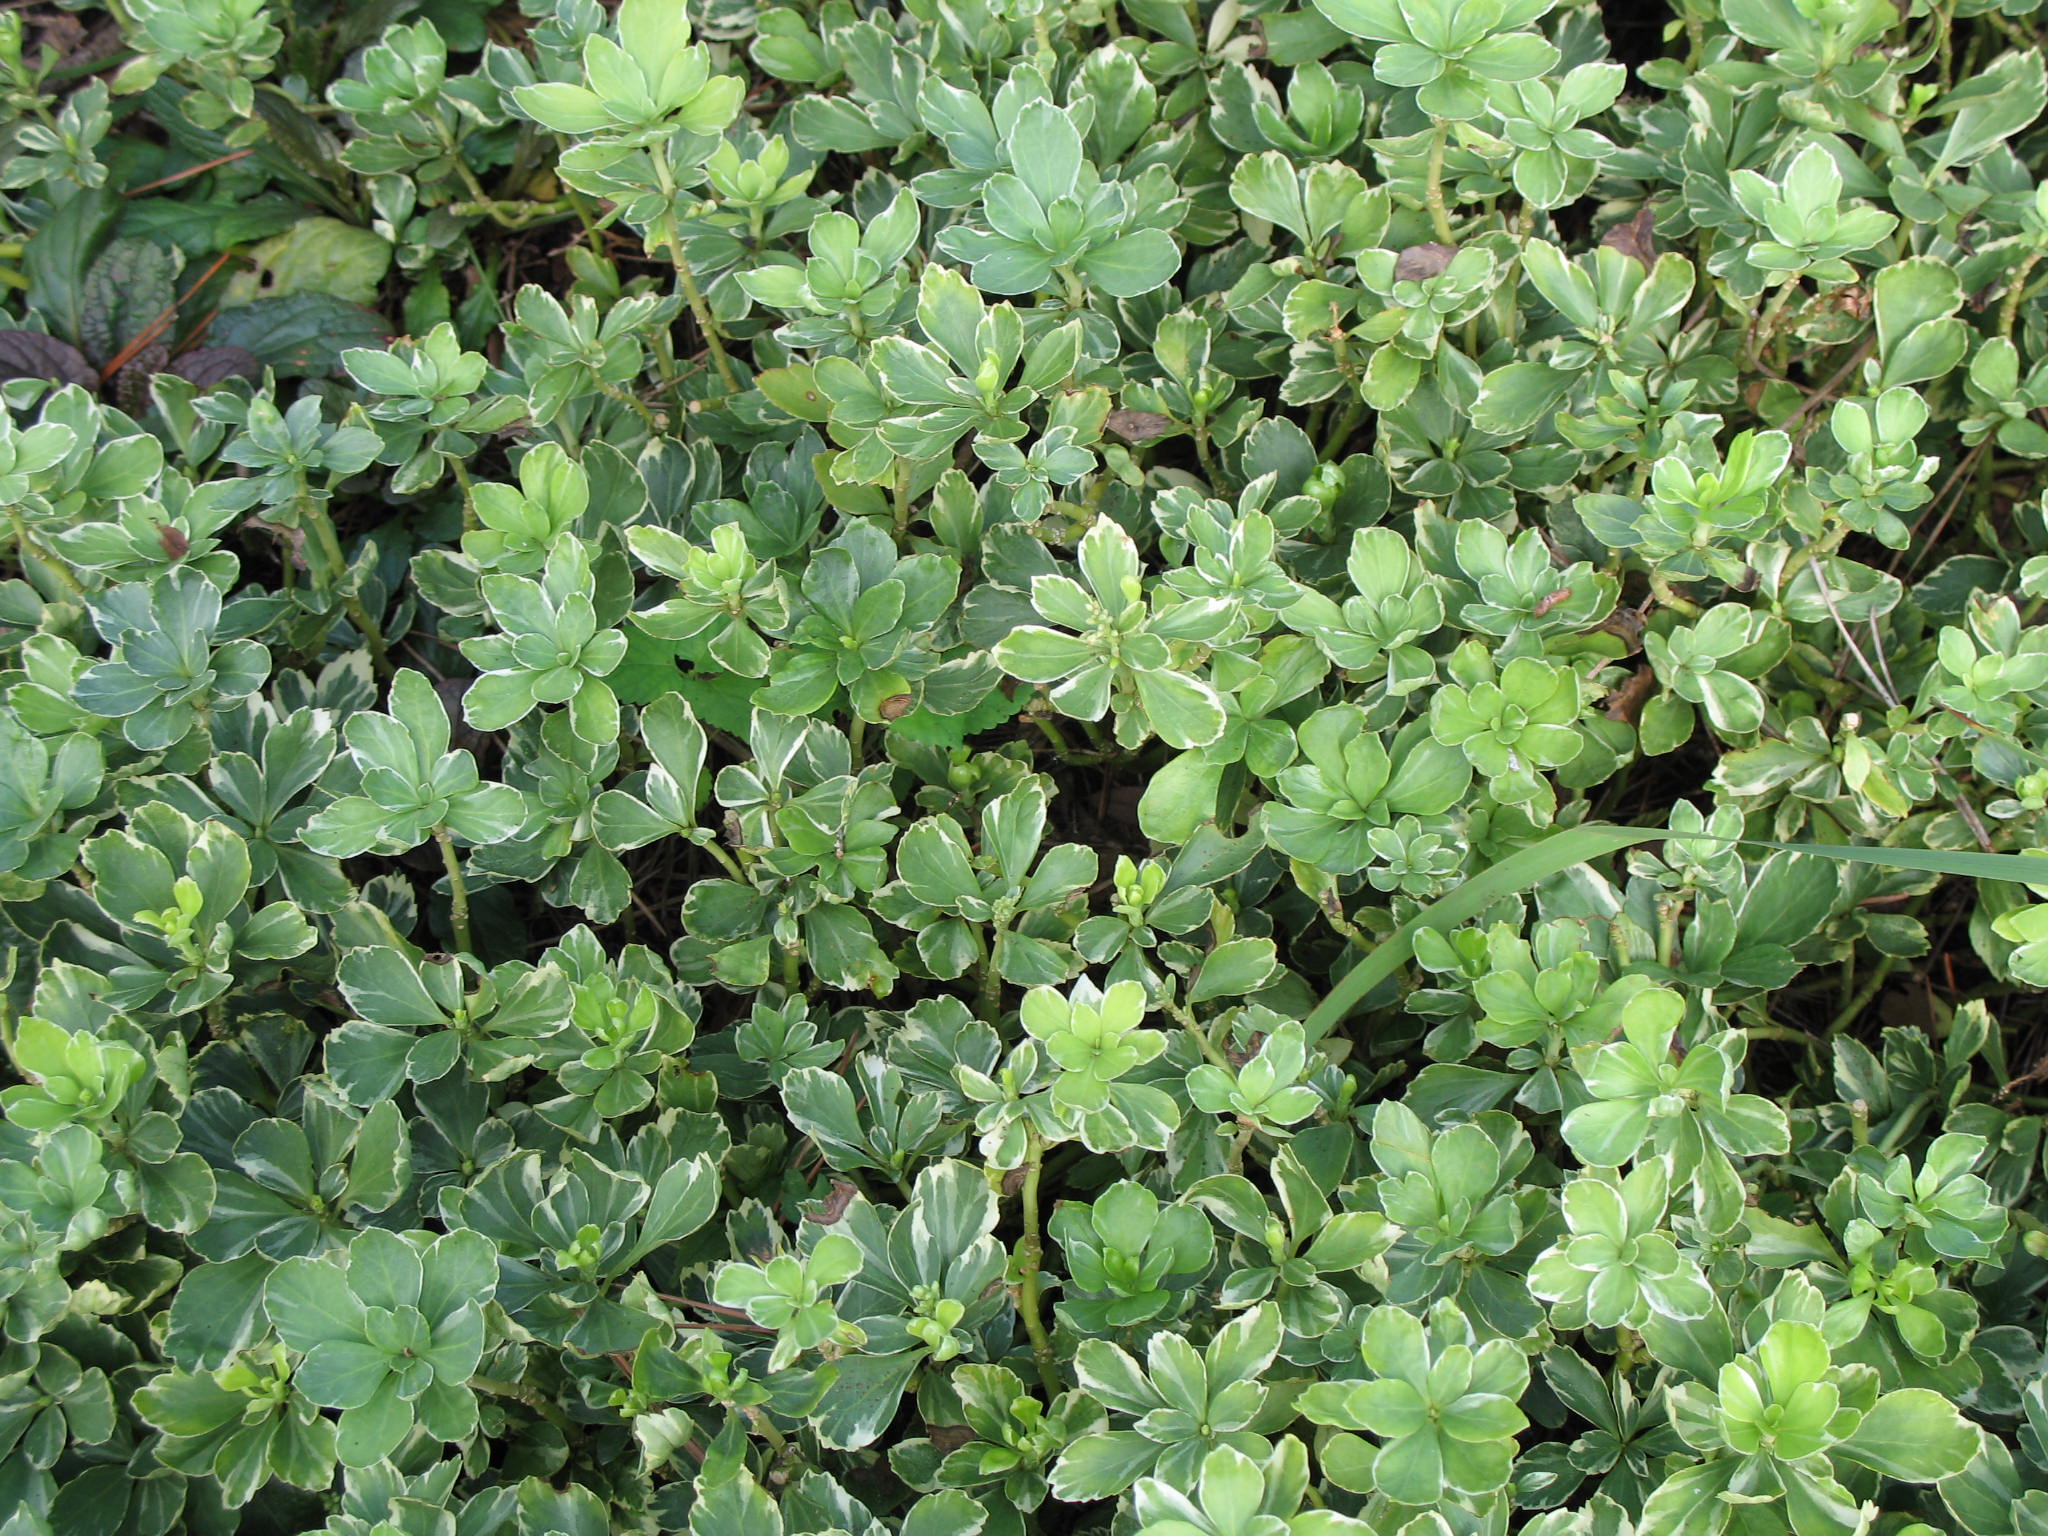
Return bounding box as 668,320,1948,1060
1028,711,1073,756
1874,1092,1931,1156
8,511,83,599
651,146,740,397
2001,251,2043,341
697,834,747,882
742,1405,789,1454
892,460,913,540
435,828,473,957
449,455,479,534
977,941,1004,1025
1226,1117,1257,1176
1829,953,1898,1035
598,378,662,433
302,495,394,679
1424,121,1456,245
1748,279,1799,369
1193,414,1226,491
1163,994,1234,1071
471,1375,574,1436
1015,1130,1061,1399
1742,1025,1818,1060
1321,399,1366,460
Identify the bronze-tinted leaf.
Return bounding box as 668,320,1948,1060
1394,243,1457,281
168,346,263,390
0,329,96,389
115,342,168,416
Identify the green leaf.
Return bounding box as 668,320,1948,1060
1189,937,1279,1003
265,1254,365,1352
165,1255,274,1371
1836,1390,1982,1482
1306,827,2048,1043
811,1350,921,1450
688,1471,784,1536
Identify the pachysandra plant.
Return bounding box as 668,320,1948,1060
9,0,2048,1533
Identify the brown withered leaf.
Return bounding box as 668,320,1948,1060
1593,604,1648,655
1604,665,1658,726
0,330,96,389
1394,243,1457,281
1600,208,1659,268
1107,408,1174,443
803,1180,860,1226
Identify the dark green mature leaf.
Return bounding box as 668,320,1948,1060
209,293,391,377
25,189,122,349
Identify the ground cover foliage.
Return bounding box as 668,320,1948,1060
11,0,2048,1533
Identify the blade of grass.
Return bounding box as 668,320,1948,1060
1302,826,2048,1044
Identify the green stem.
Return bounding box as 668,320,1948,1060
977,940,1004,1025
2002,251,2043,342
8,511,83,599
1749,279,1799,370
892,460,913,541
1648,575,1702,618
1424,121,1456,245
1829,953,1898,1035
1032,10,1055,59
1319,893,1376,955
1321,399,1367,461
444,198,574,229
651,146,740,397
1015,1130,1061,1399
471,1375,574,1437
435,828,473,957
1874,1092,1931,1156
1163,994,1234,1071
598,378,662,433
1193,414,1226,492
303,495,393,679
1226,1117,1257,1176
1742,1025,1814,1044
1742,1025,1818,1061
449,455,479,535
1029,712,1073,756
743,1406,788,1454
697,835,748,883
